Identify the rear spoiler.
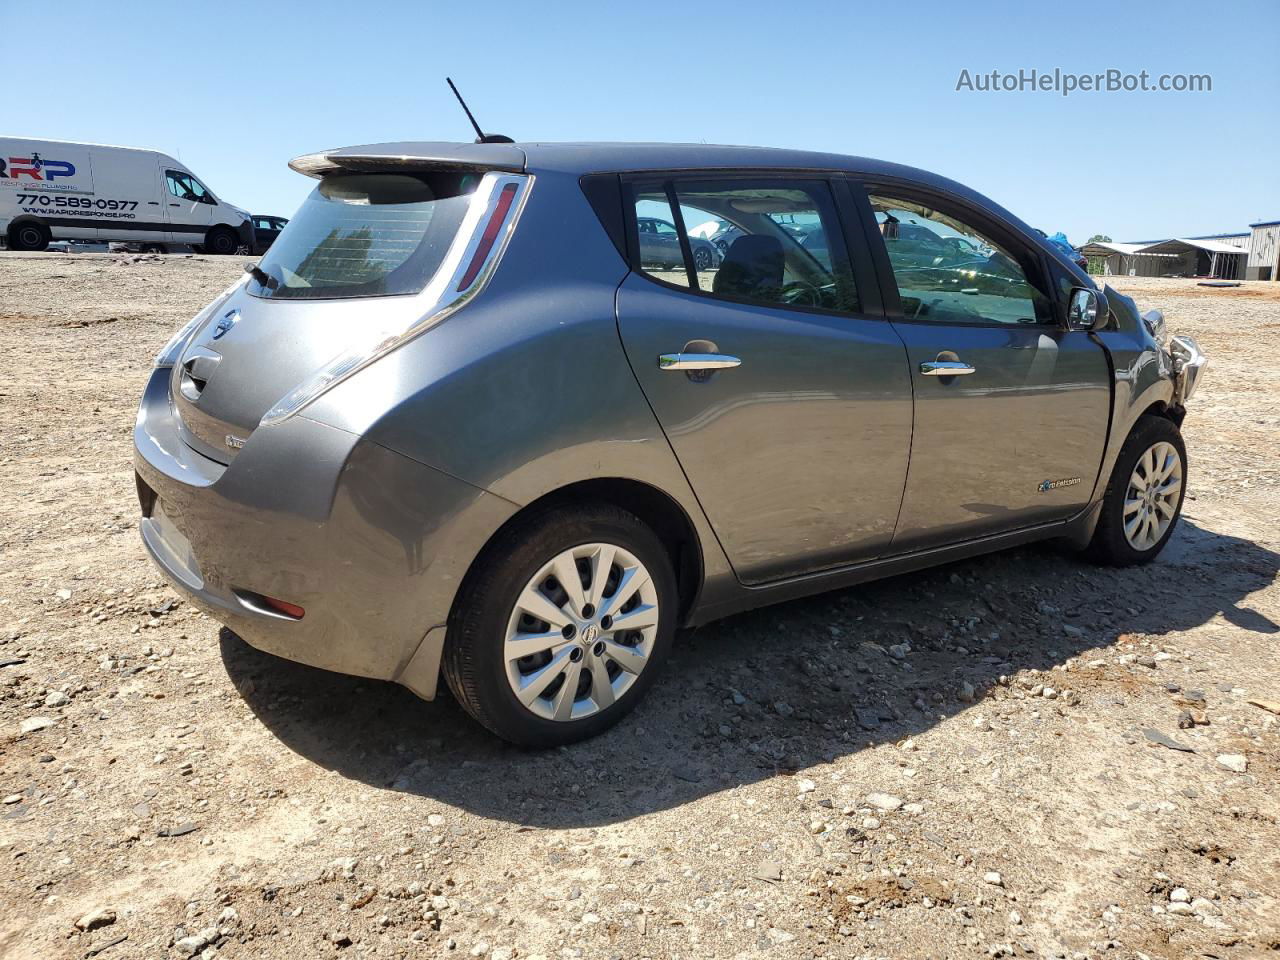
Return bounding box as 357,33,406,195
289,141,526,178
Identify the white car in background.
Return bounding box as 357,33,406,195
0,137,253,254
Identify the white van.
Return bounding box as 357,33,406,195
0,137,253,254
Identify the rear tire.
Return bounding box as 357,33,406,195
1087,415,1187,566
204,226,238,255
8,221,49,252
443,503,677,747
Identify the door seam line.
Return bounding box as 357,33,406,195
610,273,743,585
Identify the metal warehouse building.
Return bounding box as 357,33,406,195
1081,234,1250,279
1245,220,1280,281
1084,222,1280,281
1134,235,1250,280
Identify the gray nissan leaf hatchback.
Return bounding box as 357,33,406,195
134,141,1207,746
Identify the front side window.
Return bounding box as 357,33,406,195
631,178,857,312
246,172,479,300
166,170,212,203
868,193,1050,325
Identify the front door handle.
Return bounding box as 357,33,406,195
920,360,976,376
659,353,741,371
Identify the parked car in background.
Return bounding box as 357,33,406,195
134,141,1206,748
110,241,183,254
637,215,719,270
0,137,253,254
47,239,109,253
251,215,288,254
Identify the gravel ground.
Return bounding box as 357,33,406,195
1,253,1278,960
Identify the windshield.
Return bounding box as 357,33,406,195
247,172,479,300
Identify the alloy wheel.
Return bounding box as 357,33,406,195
1123,440,1182,551
503,542,659,722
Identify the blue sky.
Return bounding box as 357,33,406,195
7,0,1277,242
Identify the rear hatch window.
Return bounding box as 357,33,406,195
246,172,480,299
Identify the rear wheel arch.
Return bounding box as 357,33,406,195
456,477,705,626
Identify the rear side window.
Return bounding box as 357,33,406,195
631,183,693,289
630,177,857,312
247,173,479,300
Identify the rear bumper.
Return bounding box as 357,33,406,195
132,366,517,698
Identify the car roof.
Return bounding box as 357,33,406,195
293,140,942,184
287,141,1056,266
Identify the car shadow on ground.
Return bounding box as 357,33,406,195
218,518,1277,828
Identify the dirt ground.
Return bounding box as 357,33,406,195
1,253,1277,960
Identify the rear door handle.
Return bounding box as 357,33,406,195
920,360,976,376
659,353,741,371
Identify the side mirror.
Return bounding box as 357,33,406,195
1067,287,1107,331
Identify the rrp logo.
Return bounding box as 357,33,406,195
0,152,76,182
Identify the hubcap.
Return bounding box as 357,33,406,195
504,543,659,722
1123,440,1182,551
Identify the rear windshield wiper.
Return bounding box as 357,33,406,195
244,262,278,290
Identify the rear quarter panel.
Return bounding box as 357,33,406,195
302,168,738,611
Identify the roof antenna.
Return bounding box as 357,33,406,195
446,78,514,144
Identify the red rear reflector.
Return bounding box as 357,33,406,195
457,183,518,291
261,596,305,620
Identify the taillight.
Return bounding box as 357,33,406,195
457,182,518,291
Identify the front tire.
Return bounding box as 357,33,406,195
1087,415,1187,565
443,503,677,747
204,226,238,255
